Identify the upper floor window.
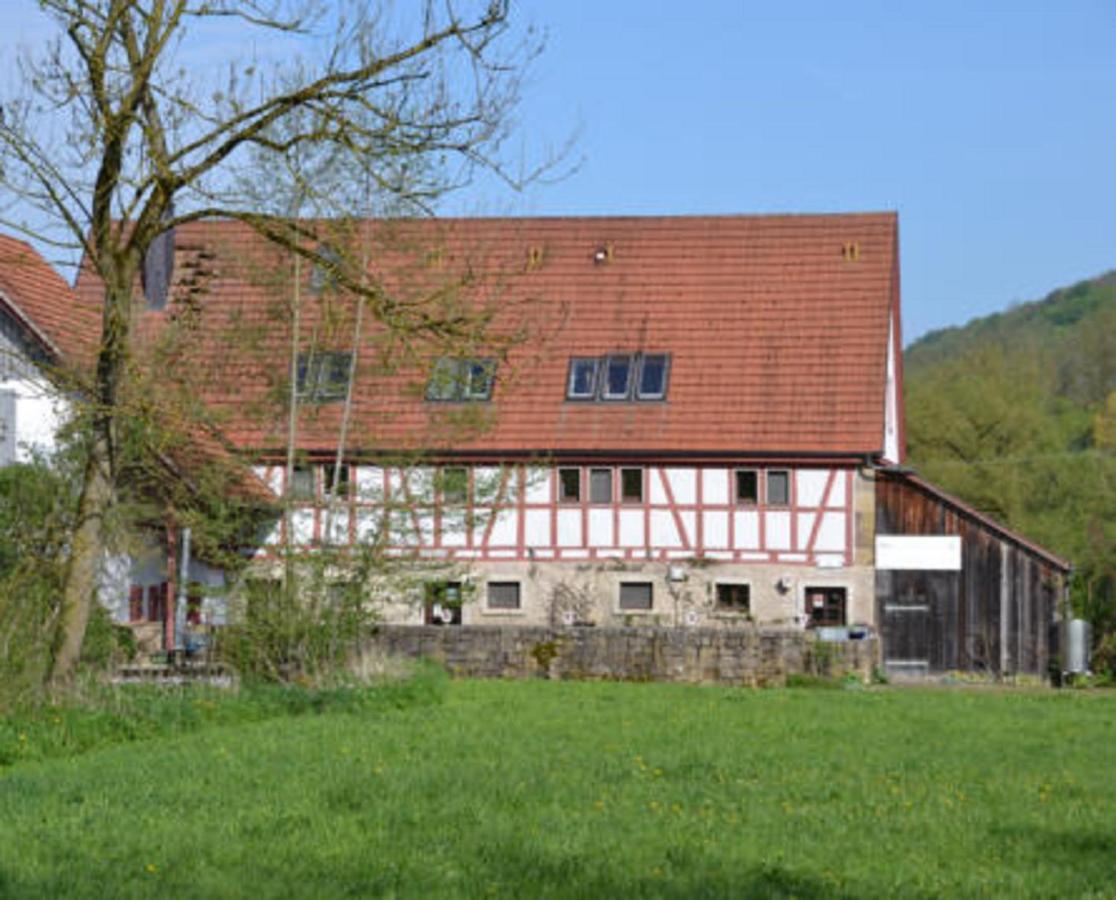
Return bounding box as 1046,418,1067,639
735,469,758,505
288,464,315,500
440,467,469,505
558,468,581,503
767,470,790,506
426,357,496,402
565,352,671,402
620,467,643,504
322,463,350,498
297,351,351,403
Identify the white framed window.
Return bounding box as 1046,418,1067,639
602,354,634,400
426,357,496,402
297,351,351,402
566,358,599,399
766,469,790,506
589,468,612,504
636,354,670,400
735,469,758,505
558,467,581,503
439,467,468,505
620,467,643,504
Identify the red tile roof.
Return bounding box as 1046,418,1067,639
0,235,98,364
73,212,900,458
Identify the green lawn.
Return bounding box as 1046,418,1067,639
1,680,1114,898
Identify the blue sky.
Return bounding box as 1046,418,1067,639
2,0,1114,343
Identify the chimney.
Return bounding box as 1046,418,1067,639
142,208,175,311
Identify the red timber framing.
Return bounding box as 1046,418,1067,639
255,460,857,567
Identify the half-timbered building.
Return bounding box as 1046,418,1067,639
6,212,1072,676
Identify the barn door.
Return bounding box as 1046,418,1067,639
881,579,932,678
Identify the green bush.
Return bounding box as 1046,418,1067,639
217,572,379,685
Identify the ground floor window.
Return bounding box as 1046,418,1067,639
425,581,463,625
805,586,847,627
487,581,521,610
619,581,653,611
715,582,751,613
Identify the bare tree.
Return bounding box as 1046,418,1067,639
0,0,550,686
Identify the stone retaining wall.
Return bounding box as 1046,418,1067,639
365,625,878,686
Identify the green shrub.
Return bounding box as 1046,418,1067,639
217,574,379,685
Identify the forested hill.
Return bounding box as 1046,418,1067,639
903,270,1115,638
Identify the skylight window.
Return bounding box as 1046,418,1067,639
425,357,496,402
564,353,671,402
296,351,351,402
310,243,343,293
602,355,633,400
567,358,598,399
637,354,669,400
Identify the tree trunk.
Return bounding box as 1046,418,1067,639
49,268,132,689
48,428,114,687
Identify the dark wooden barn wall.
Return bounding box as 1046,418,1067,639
875,475,1061,677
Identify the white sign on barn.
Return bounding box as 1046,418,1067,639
875,535,962,571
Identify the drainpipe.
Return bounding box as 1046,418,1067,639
176,527,192,652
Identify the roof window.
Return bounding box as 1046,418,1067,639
297,351,351,403
565,352,671,402
310,243,342,293
566,358,598,399
602,355,633,400
426,357,496,402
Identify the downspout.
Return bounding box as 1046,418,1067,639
176,526,192,652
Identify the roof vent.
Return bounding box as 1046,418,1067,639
526,244,545,270
592,244,613,265
841,241,861,262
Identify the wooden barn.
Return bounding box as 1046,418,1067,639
875,470,1070,678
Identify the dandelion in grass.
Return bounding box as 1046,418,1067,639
145,864,158,875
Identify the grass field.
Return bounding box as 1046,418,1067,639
1,677,1114,898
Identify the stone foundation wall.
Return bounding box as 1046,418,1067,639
365,625,878,686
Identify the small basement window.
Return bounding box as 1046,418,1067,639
558,468,581,503
735,469,758,505
636,354,670,400
716,583,751,613
766,469,790,506
589,468,613,504
620,467,643,503
619,581,653,611
806,587,847,627
297,351,351,402
486,581,521,610
566,358,599,399
602,354,634,400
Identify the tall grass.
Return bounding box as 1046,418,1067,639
0,680,1113,898
0,659,446,768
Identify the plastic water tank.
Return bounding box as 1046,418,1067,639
1066,619,1092,674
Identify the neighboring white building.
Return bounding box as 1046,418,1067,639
0,236,77,464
